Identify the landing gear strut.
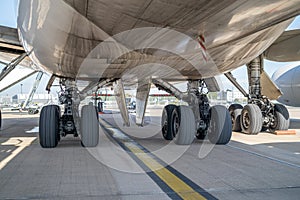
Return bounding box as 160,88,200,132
39,80,78,148
156,79,232,145
39,79,99,148
227,56,290,134
58,83,78,138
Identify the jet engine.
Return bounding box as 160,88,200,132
272,64,300,107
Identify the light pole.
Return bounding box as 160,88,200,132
20,84,23,95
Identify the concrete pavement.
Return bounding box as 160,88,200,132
0,109,299,199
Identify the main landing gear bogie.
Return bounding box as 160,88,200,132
161,104,232,145
39,80,100,148
227,56,290,135
229,102,290,135
159,80,232,146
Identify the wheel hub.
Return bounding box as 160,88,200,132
242,111,251,129
172,113,180,137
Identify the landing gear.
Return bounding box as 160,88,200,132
157,80,232,145
227,56,290,134
58,83,78,138
190,81,232,145
39,105,60,148
196,94,210,140
81,103,99,147
39,79,99,148
39,79,77,148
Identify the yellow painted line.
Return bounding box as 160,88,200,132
0,137,36,170
101,119,210,199
125,141,206,200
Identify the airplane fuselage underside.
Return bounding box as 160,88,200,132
17,0,299,83
14,0,299,148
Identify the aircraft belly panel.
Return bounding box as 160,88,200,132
17,0,300,81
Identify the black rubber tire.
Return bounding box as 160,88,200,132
269,104,290,132
39,105,60,148
81,104,99,147
161,105,177,140
228,104,243,132
172,106,196,145
240,104,263,135
207,105,232,145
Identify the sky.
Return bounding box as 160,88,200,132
0,0,299,96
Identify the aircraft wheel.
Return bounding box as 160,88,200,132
269,104,290,132
39,105,60,148
207,105,232,145
81,103,99,147
161,104,177,140
172,106,195,145
228,104,243,132
240,104,263,135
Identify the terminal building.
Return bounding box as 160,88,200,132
0,93,58,105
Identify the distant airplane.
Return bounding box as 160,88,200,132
1,0,300,148
272,64,300,107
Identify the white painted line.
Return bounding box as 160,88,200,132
227,144,300,169
26,127,39,133
0,137,36,170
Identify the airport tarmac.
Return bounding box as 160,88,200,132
0,107,300,200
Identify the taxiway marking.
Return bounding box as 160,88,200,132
99,118,216,200
0,137,36,170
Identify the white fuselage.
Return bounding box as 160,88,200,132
16,0,300,86
273,64,300,107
